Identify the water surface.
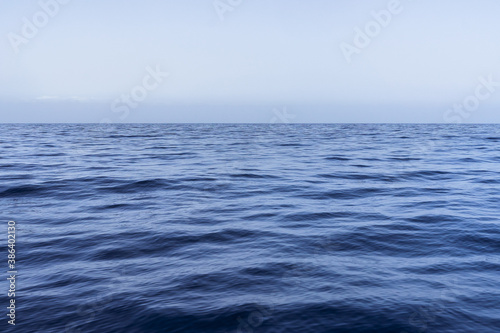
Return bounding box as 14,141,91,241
1,124,499,332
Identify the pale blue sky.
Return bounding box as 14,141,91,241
1,0,500,122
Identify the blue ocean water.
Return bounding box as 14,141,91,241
1,124,500,333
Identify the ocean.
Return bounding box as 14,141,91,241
1,123,499,332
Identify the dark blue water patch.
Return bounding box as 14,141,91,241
396,187,451,196
230,173,281,179
282,211,389,223
0,173,36,181
402,260,500,274
299,187,389,200
396,200,451,209
146,152,199,160
476,178,500,184
318,173,397,182
106,134,162,139
325,156,350,161
97,179,180,193
399,170,455,181
405,214,461,224
458,157,481,163
452,233,500,253
93,203,135,210
241,212,279,220
388,156,421,161
350,164,371,168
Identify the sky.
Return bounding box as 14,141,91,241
1,0,500,123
